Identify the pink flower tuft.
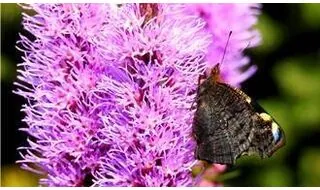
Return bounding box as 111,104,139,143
186,4,261,86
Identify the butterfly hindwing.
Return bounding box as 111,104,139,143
248,110,285,158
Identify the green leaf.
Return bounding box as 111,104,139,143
300,4,320,29
1,165,39,187
253,14,284,54
256,165,293,186
1,4,21,24
298,148,320,186
1,55,16,82
273,58,320,100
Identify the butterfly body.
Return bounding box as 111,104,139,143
192,65,285,165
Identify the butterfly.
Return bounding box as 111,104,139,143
192,33,285,165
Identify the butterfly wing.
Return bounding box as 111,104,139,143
193,82,255,164
247,109,286,158
193,100,234,164
193,81,285,165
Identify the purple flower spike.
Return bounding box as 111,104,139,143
89,4,211,186
15,4,113,186
15,3,261,187
186,4,261,86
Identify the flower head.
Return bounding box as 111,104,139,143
15,3,114,186
15,3,260,186
88,4,211,186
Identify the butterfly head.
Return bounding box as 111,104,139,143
196,64,222,98
209,63,222,83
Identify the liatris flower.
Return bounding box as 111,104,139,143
86,4,211,186
186,4,261,86
15,4,113,186
15,3,260,187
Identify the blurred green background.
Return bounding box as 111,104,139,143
1,3,320,187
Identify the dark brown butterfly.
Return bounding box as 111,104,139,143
192,33,285,165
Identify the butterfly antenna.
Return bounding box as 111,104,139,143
210,31,232,81
220,31,232,66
